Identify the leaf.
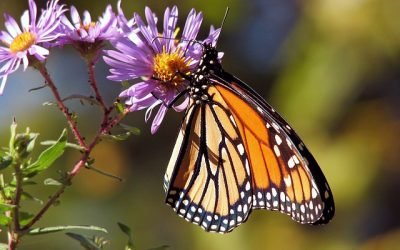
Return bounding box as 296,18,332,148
0,203,15,211
148,246,170,250
0,213,11,226
114,99,125,113
41,140,85,151
118,222,134,250
62,94,100,106
43,178,62,186
29,225,108,235
22,191,43,204
9,121,17,151
0,156,12,170
66,232,101,250
24,129,67,177
119,124,141,136
19,211,35,226
42,101,57,106
0,203,13,226
100,132,133,141
85,165,123,182
29,84,48,92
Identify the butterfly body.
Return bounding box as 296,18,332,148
164,43,334,233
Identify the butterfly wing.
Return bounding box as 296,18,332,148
164,92,253,233
212,72,335,224
164,71,334,233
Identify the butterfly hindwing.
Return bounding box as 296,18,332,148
164,89,253,233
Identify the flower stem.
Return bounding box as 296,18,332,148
36,63,88,150
87,60,108,112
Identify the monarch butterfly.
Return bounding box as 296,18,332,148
163,42,335,233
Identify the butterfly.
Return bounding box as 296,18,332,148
163,42,335,233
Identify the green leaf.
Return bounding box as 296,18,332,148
22,191,43,204
0,203,13,226
62,94,100,106
0,203,15,211
13,130,39,160
0,213,11,226
0,156,12,170
29,225,108,235
24,129,67,177
118,222,134,250
85,165,123,182
41,140,85,151
100,132,133,141
42,101,57,106
148,246,170,250
43,178,62,186
9,121,17,152
119,124,141,136
65,232,101,250
114,100,125,113
19,211,35,226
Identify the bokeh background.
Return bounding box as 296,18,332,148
1,0,400,249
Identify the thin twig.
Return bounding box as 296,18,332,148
87,60,108,112
37,64,87,150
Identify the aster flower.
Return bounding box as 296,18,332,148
104,6,221,134
115,0,136,35
58,4,119,58
0,0,65,95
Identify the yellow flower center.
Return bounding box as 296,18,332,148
9,32,36,53
81,22,96,32
153,48,190,88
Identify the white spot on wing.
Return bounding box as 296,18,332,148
275,135,282,145
293,155,300,164
288,157,295,168
284,176,292,187
237,143,245,155
273,145,281,157
312,188,318,199
245,181,251,191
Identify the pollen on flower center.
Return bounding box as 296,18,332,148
153,48,190,87
81,22,96,32
9,32,36,53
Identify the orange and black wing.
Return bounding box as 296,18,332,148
164,75,334,233
212,72,334,225
164,90,253,233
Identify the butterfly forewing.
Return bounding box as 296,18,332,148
224,77,335,224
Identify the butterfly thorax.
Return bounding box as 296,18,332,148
188,44,222,104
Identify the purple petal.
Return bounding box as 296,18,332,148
70,6,81,27
28,0,37,27
0,74,8,95
4,14,22,37
151,105,167,134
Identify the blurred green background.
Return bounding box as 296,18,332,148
1,0,400,249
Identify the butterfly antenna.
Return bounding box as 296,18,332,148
215,7,230,48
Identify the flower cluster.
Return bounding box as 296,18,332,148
0,0,222,133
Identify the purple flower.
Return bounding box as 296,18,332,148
0,0,65,95
58,4,119,57
104,6,221,134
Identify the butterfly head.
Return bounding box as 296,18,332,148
199,43,220,67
